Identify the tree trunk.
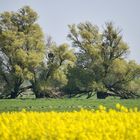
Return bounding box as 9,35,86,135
31,81,45,98
10,91,18,99
35,92,45,98
97,91,108,99
10,86,20,99
86,92,93,99
9,77,23,99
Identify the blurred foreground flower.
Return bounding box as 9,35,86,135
0,104,140,140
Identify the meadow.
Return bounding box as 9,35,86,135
0,97,140,112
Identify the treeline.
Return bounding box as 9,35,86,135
0,6,140,99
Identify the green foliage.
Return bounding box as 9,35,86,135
67,22,140,99
30,42,76,98
0,6,140,99
0,6,45,98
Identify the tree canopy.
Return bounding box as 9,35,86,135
0,6,140,99
66,22,140,99
0,6,45,98
30,41,76,98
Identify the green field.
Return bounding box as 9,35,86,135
0,98,140,112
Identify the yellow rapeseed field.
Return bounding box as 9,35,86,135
0,104,140,140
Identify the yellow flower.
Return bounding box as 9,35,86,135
0,104,139,140
116,103,121,110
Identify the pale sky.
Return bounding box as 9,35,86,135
0,0,140,63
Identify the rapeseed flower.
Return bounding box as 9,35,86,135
0,105,139,140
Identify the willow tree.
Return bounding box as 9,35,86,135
30,41,76,98
67,22,140,99
0,6,45,98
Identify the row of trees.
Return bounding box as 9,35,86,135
0,6,140,99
